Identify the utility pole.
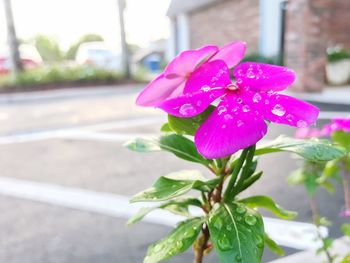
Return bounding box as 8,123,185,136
117,0,130,79
3,0,22,76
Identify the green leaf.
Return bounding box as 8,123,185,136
264,233,285,256
239,196,297,220
341,224,350,237
332,131,350,152
124,137,161,152
127,197,202,225
159,134,211,165
340,254,350,263
125,134,211,166
144,217,204,263
130,170,219,203
208,203,264,263
160,123,173,133
256,136,345,162
168,106,215,136
240,171,263,192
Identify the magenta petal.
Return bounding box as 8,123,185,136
184,60,231,94
164,45,219,78
234,62,296,92
195,93,268,159
136,74,184,106
262,93,320,127
157,87,226,118
209,41,246,69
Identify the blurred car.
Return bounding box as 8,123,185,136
75,42,121,71
0,44,42,75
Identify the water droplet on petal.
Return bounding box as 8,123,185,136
236,98,243,104
236,78,243,85
264,99,270,105
236,120,244,127
224,114,233,121
218,105,227,115
297,120,307,128
179,104,196,116
271,104,286,117
286,114,294,122
221,124,227,129
245,214,257,226
196,100,202,107
247,71,255,79
201,85,211,92
218,233,233,251
242,105,250,112
252,93,262,103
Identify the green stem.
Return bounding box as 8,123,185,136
231,145,256,196
223,148,249,202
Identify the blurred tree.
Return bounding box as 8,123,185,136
3,0,22,75
33,35,63,62
66,34,104,60
117,0,130,78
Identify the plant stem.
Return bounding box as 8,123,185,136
309,195,333,263
341,160,350,212
223,148,249,201
193,224,210,263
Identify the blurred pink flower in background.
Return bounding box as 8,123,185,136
322,117,350,136
295,128,322,139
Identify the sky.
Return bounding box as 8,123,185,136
0,0,171,51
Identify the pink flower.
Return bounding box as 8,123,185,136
322,117,350,136
136,42,246,106
137,41,320,159
295,128,322,139
339,209,350,218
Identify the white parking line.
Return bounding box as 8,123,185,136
0,176,326,250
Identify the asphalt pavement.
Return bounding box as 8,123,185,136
0,85,349,263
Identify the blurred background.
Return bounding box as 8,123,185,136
0,0,350,262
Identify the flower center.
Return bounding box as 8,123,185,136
226,83,239,91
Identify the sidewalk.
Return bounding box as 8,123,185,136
270,237,350,262
287,86,350,105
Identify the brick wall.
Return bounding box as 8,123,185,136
188,0,260,53
285,0,350,92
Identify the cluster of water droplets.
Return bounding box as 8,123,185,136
210,68,227,86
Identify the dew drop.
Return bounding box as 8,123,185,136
236,78,243,85
256,235,264,248
236,120,244,127
217,234,233,251
236,205,247,214
196,100,202,107
264,99,270,105
179,104,196,116
244,214,257,226
247,71,255,79
224,114,233,121
236,216,242,221
271,104,286,117
221,124,227,129
218,105,227,115
213,217,223,230
235,255,242,262
252,93,262,103
286,114,294,122
297,120,307,128
236,98,243,104
201,85,211,92
242,105,250,112
226,225,232,231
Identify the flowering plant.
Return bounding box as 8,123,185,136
289,118,350,262
126,41,343,263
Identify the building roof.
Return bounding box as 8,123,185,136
167,0,219,17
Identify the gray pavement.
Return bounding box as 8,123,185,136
0,85,349,262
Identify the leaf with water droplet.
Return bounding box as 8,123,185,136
239,195,297,220
144,217,204,263
207,203,264,263
168,106,215,136
255,135,345,162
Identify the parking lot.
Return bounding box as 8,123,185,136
1,85,349,262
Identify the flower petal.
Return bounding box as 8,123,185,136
164,45,218,78
183,60,231,94
209,41,246,69
157,87,226,118
234,62,296,92
195,93,268,159
262,94,319,127
136,74,184,106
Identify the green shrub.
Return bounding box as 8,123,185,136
327,47,350,63
0,65,122,88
